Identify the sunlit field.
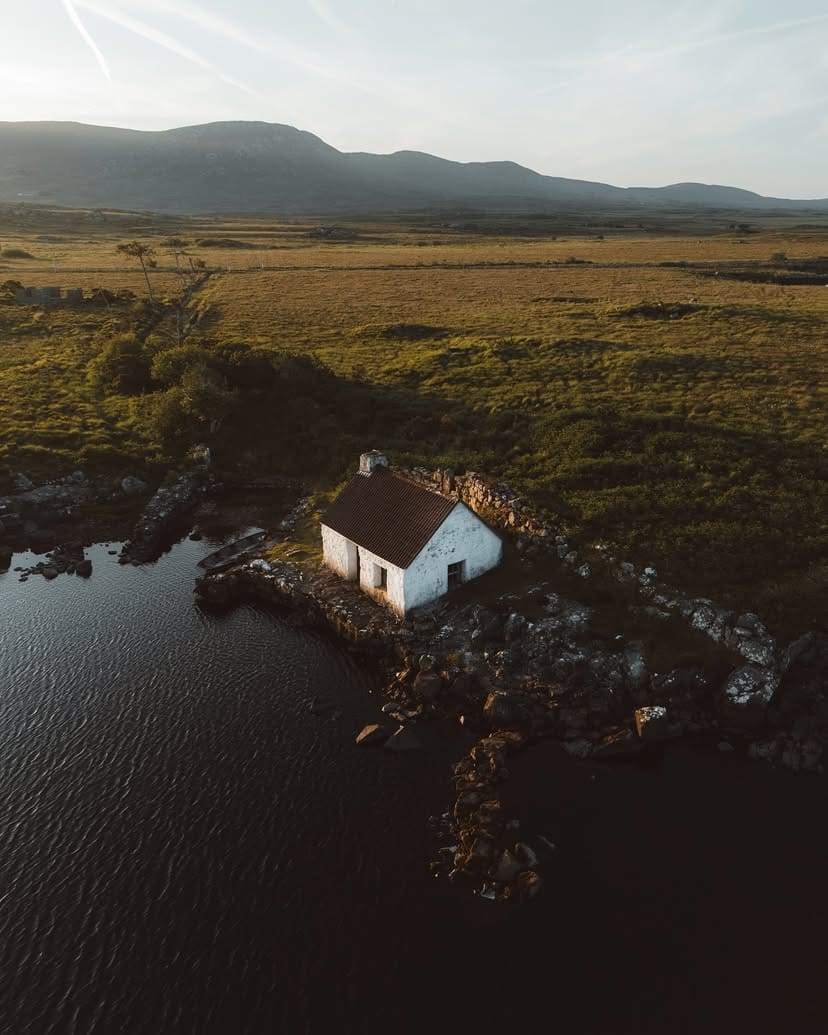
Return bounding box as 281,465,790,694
1,206,825,633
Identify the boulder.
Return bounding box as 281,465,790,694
634,705,669,741
417,653,435,673
734,612,764,635
13,474,34,492
517,870,543,900
413,671,442,703
355,723,388,747
121,476,149,496
779,632,815,675
504,612,527,643
483,691,532,727
691,603,717,634
736,636,776,668
479,613,505,641
492,849,523,883
75,559,92,577
469,835,496,865
721,665,780,728
515,842,540,868
496,594,521,614
622,641,648,691
592,728,643,760
383,724,422,751
481,730,526,755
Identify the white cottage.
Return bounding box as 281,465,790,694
321,451,502,616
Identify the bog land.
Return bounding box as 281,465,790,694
0,205,825,635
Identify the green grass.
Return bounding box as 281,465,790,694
0,210,825,636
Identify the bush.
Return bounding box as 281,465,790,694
151,344,206,387
0,279,23,299
87,335,153,395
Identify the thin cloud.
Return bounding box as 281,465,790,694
115,0,357,84
218,73,258,98
75,0,257,94
60,0,112,80
307,0,352,38
633,11,828,65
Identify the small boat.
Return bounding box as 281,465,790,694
197,529,269,573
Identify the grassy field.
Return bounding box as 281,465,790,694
0,205,825,634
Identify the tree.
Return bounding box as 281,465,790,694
151,343,206,387
116,241,157,303
179,364,237,433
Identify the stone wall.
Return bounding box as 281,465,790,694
400,466,555,539
14,286,83,305
195,560,396,654
399,464,788,686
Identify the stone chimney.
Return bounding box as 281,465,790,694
359,450,388,476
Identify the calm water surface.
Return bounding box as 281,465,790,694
0,540,825,1034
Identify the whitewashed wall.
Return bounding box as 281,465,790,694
321,525,356,579
403,503,502,612
321,525,406,613
355,543,406,614
323,504,501,615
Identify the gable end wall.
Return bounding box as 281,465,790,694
403,502,502,612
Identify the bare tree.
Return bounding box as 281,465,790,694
165,238,189,287
116,241,157,303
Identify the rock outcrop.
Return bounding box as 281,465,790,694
121,470,210,565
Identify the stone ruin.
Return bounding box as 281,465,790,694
14,286,83,305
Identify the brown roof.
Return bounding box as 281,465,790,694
321,466,457,569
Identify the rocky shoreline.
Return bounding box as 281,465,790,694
0,469,150,578
193,469,826,902
4,461,824,903
2,462,215,575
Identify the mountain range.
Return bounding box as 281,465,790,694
1,120,825,216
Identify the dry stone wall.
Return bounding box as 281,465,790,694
399,465,786,690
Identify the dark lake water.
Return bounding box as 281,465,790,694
0,539,825,1034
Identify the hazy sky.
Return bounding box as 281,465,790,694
2,0,826,196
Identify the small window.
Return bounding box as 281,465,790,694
374,563,388,590
447,560,465,590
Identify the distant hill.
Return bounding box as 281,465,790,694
0,120,825,215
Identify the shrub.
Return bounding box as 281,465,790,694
87,335,153,395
